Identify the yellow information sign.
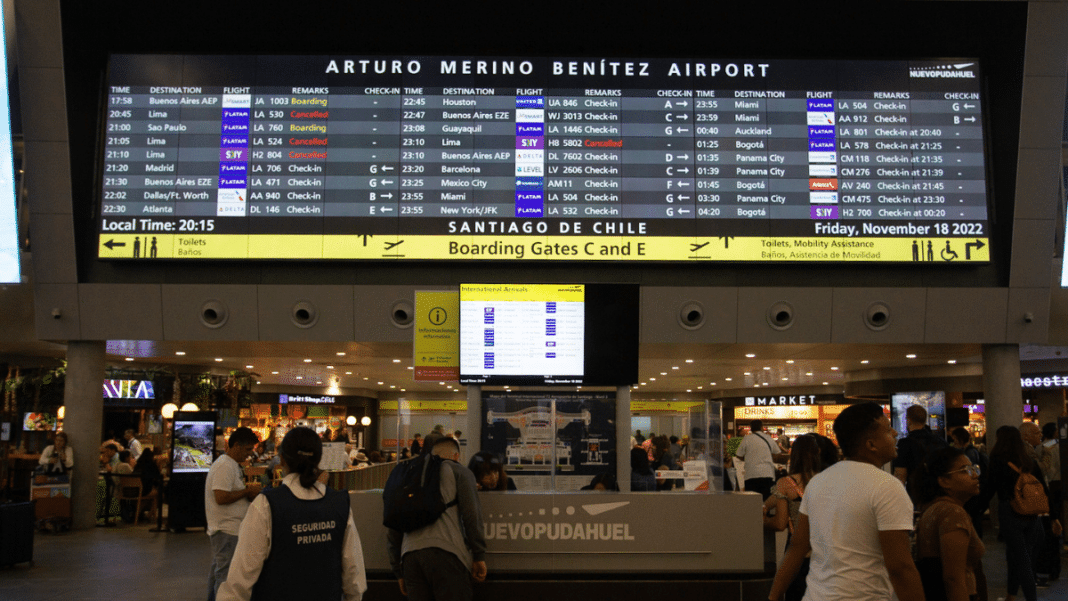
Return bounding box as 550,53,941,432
413,291,460,381
379,400,468,412
630,401,704,412
99,233,990,263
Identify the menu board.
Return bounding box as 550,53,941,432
98,55,991,263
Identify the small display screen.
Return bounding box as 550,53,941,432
23,412,56,431
171,417,215,473
459,283,637,386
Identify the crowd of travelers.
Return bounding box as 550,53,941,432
763,404,1063,601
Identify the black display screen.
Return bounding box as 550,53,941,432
98,55,990,264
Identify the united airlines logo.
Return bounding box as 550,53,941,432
909,63,976,79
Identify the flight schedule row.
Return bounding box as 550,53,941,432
101,88,986,228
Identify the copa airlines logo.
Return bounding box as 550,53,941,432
483,501,635,541
909,63,976,79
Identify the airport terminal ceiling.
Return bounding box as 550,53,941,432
54,1,1027,288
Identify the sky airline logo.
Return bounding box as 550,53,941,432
909,63,976,79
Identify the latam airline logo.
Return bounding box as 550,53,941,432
909,63,976,79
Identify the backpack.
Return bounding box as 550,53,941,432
382,454,458,532
1007,461,1049,516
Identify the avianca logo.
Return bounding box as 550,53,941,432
909,63,976,79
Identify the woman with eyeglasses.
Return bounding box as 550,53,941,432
914,446,985,601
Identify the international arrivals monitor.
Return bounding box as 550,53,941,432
97,55,991,263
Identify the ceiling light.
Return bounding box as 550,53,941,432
782,377,788,381
214,358,223,362
861,360,869,364
763,366,771,370
336,352,346,356
762,382,769,386
686,389,692,392
245,365,254,369
316,381,322,385
295,376,303,380
685,359,693,363
256,381,260,384
744,372,751,376
671,366,679,370
830,366,839,371
947,359,957,364
906,354,917,359
660,372,667,376
754,384,760,388
125,357,134,362
786,359,794,364
327,365,334,369
806,372,813,376
725,377,732,381
392,359,401,363
175,351,186,356
377,382,384,385
649,377,656,381
407,366,413,370
641,382,647,386
822,382,829,385
746,353,756,358
271,371,279,375
438,381,445,385
390,385,396,389
303,358,312,363
711,382,717,385
697,386,703,390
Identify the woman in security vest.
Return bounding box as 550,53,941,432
217,427,368,601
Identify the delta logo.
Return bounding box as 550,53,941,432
809,178,838,191
909,62,976,79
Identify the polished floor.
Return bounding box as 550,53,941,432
0,518,1066,601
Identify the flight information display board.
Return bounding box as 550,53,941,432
98,55,991,263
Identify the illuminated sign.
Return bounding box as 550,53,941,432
278,394,335,404
1020,375,1068,388
736,406,818,420
98,55,991,264
744,395,817,406
102,379,155,399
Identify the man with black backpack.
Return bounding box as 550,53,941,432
385,434,487,601
892,404,948,503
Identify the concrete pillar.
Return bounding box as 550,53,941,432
62,341,106,530
465,385,480,464
982,344,1022,445
1033,388,1066,430
616,386,631,491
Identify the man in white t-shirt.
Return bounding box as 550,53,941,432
768,402,924,601
205,427,260,601
733,419,782,499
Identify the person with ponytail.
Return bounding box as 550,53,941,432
217,427,367,601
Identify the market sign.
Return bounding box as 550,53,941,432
102,379,155,399
744,395,817,406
